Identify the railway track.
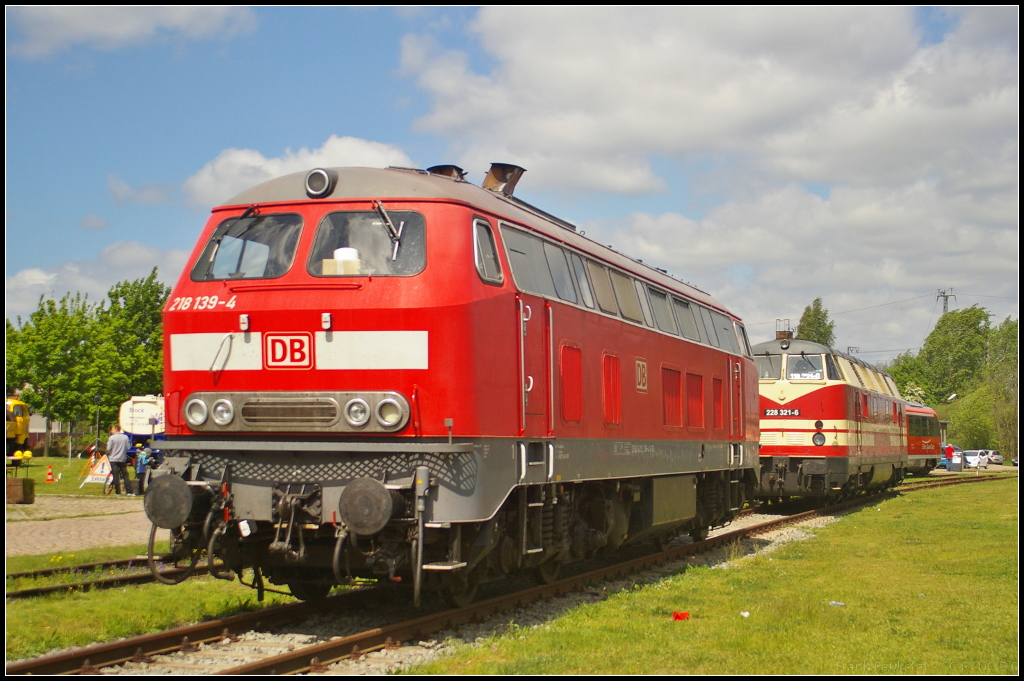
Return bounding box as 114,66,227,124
6,472,1014,602
10,473,1013,676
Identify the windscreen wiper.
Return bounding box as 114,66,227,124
374,201,405,261
205,206,259,280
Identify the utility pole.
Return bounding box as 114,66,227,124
936,288,956,314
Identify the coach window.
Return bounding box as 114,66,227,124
672,298,702,342
609,269,645,323
648,288,678,334
586,261,619,315
473,219,503,284
308,210,426,277
698,306,720,347
502,226,558,298
543,243,578,304
569,253,595,309
192,213,302,281
633,279,655,327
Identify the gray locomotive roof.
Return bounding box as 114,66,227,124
750,338,892,378
218,166,733,317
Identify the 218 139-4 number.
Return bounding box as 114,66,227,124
169,295,237,312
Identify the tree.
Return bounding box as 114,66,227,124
794,298,836,346
6,293,100,456
917,306,990,404
885,351,931,402
95,268,171,407
983,316,1018,458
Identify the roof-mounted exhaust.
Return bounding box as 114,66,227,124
482,163,526,196
426,164,467,181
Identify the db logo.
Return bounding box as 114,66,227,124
264,333,314,369
635,358,648,393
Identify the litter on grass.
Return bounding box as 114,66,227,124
740,611,750,618
828,601,846,607
672,611,690,620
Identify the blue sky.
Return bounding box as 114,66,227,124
5,7,1018,360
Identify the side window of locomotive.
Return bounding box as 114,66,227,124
754,354,782,379
191,213,302,281
672,298,702,341
736,323,754,357
608,269,645,323
698,306,719,346
825,354,844,380
787,353,824,380
501,226,558,298
586,260,619,315
473,219,503,284
543,242,578,304
710,311,741,354
569,253,595,309
308,211,426,277
633,279,655,327
648,288,678,334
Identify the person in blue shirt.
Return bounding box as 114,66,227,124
135,445,152,494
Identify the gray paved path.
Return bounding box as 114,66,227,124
5,495,151,557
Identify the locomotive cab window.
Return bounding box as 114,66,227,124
787,353,824,380
501,226,558,298
473,219,503,284
825,354,844,381
191,213,302,281
543,242,579,303
308,210,426,277
755,354,782,379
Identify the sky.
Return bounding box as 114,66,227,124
5,7,1019,363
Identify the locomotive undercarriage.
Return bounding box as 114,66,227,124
145,451,756,606
756,455,906,499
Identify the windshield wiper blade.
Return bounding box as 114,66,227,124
374,201,405,261
206,206,259,280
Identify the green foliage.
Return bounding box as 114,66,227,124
5,269,170,447
984,317,1018,457
917,305,990,403
947,386,996,449
794,298,836,346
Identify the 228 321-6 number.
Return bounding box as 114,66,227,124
169,295,237,312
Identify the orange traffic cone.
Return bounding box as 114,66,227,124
45,465,55,483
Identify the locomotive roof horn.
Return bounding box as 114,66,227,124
482,163,526,196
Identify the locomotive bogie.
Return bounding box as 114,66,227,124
150,166,760,603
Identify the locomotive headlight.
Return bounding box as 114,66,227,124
185,399,208,427
812,432,826,447
375,398,403,428
344,398,370,427
211,399,235,426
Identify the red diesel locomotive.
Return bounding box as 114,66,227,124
752,338,909,498
145,164,759,605
905,402,942,475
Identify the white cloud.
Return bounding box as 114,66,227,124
182,135,415,207
5,242,190,321
7,6,257,58
402,7,1017,196
107,175,177,205
78,214,109,231
583,182,1018,357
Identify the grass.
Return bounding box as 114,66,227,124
7,457,128,496
6,542,171,592
6,566,292,661
410,478,1018,675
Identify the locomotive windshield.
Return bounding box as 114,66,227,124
308,210,425,277
755,354,782,379
191,213,302,281
787,353,824,380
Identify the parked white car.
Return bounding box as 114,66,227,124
962,450,990,469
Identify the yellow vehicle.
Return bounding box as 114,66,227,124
6,398,32,463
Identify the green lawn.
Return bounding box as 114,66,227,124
7,457,126,496
411,479,1018,675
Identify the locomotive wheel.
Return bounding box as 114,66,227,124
148,524,201,585
288,581,332,601
441,573,479,608
534,560,561,585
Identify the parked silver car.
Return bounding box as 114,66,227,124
984,450,1005,465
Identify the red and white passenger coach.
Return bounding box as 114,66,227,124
147,164,760,605
752,337,909,498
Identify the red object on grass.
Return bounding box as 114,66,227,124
672,611,690,620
